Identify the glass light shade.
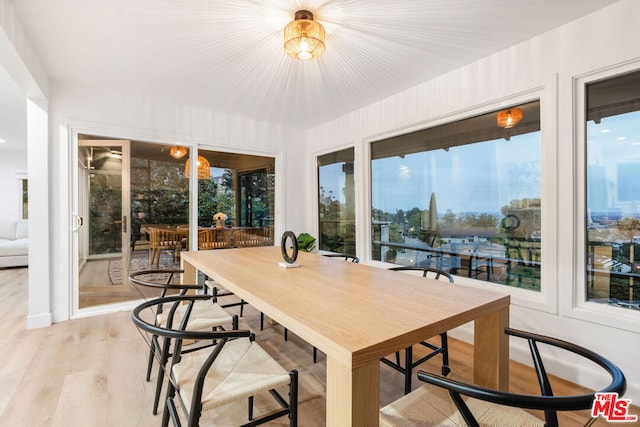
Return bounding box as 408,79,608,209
496,108,524,129
184,155,211,179
284,10,325,61
170,145,188,159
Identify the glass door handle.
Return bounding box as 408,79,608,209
72,213,83,231
122,215,127,233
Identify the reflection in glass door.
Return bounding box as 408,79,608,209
77,140,131,309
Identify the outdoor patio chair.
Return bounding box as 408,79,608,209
149,228,182,267
198,228,231,250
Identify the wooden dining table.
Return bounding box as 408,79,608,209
180,246,510,426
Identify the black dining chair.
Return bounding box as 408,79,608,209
380,327,627,427
322,253,360,263
382,266,454,395
132,294,299,427
204,277,248,317
129,268,237,415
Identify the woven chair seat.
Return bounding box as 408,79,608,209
380,380,544,427
156,300,232,331
204,279,248,315
173,337,292,413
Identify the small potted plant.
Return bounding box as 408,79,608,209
297,232,316,252
213,212,228,228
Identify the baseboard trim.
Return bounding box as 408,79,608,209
26,311,52,329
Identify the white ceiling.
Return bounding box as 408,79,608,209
1,0,620,149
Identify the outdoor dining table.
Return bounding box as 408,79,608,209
180,246,510,426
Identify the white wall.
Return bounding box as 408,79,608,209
304,0,640,402
0,149,26,221
0,0,50,331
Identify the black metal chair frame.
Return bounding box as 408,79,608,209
322,253,360,263
382,266,454,394
204,276,248,316
416,327,627,427
132,295,298,427
129,269,238,415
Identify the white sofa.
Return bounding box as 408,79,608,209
0,220,28,268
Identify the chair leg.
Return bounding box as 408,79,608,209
260,312,264,330
161,381,176,427
440,332,451,376
146,335,158,381
313,347,318,363
404,346,413,395
289,370,299,427
284,328,288,341
240,299,245,317
153,336,171,415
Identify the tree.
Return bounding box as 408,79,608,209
406,208,422,238
461,213,498,228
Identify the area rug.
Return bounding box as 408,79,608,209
108,251,178,285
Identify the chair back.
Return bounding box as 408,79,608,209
233,227,266,247
389,266,454,283
323,253,360,263
415,328,627,427
198,228,231,250
129,268,203,299
260,226,274,245
149,228,181,249
132,294,249,339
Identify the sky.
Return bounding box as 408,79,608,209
371,132,541,214
587,111,640,217
318,133,542,215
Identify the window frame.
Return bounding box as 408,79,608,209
364,78,558,314
313,144,358,258
317,147,356,256
570,61,640,332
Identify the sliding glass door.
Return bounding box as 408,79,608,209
74,138,277,312
76,140,131,308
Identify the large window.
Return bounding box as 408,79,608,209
371,101,541,290
585,69,640,311
318,148,356,256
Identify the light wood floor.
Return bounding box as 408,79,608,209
78,250,178,309
1,266,634,426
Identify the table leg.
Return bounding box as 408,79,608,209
326,356,379,426
473,305,510,390
180,258,197,285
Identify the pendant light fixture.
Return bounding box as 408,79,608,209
169,146,188,159
284,10,325,61
185,155,211,180
496,108,523,129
